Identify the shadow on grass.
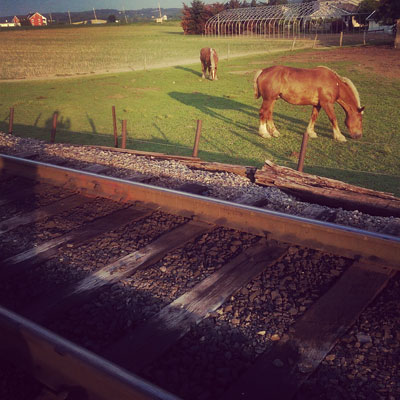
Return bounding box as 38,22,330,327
44,112,72,132
174,66,202,78
0,121,260,167
169,91,257,119
168,90,316,143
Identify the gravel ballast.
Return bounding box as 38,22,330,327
1,133,399,237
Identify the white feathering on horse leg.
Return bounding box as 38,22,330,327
258,123,271,138
272,129,280,138
267,121,280,137
306,120,318,138
333,128,347,142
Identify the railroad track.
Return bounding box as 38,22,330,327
0,153,399,400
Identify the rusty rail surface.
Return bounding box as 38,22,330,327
0,306,179,400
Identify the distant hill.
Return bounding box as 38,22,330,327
0,8,182,24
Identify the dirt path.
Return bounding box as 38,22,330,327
2,44,398,83
0,46,313,83
277,45,400,80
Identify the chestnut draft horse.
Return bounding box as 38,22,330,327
253,65,365,142
200,47,218,81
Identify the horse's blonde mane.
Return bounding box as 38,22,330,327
340,76,361,108
210,48,215,69
317,65,361,107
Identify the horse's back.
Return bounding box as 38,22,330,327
200,47,211,62
256,65,339,105
258,65,336,85
202,47,218,61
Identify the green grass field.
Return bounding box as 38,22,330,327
0,22,399,196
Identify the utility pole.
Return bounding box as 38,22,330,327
68,10,72,24
123,6,128,24
93,8,97,21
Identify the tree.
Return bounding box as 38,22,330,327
250,0,258,6
269,0,288,5
374,0,400,24
181,0,208,34
205,2,225,18
355,0,378,24
181,1,225,34
225,0,242,9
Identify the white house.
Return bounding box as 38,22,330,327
366,10,394,33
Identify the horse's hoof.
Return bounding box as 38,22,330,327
335,135,347,142
272,130,280,138
307,131,317,138
258,131,272,139
258,124,271,139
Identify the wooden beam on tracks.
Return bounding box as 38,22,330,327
221,261,395,400
0,206,152,280
0,306,180,400
0,194,91,235
104,240,288,373
85,145,202,162
255,160,400,218
23,220,213,322
0,154,399,270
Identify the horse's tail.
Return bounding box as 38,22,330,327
210,48,216,70
253,69,263,99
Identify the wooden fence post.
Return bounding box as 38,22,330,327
50,112,58,144
8,107,14,135
121,120,127,149
395,19,400,49
112,106,118,148
291,37,296,51
192,120,202,158
339,31,343,47
297,131,309,172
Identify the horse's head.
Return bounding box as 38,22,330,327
345,106,364,139
340,77,364,139
210,48,218,81
211,66,216,81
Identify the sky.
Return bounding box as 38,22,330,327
0,0,218,17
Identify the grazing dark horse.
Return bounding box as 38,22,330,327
253,65,365,142
200,47,218,81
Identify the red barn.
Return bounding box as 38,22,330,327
28,12,47,26
12,12,47,26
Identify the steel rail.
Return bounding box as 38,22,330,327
1,154,399,270
0,306,180,400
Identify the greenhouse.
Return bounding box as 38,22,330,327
204,1,362,38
